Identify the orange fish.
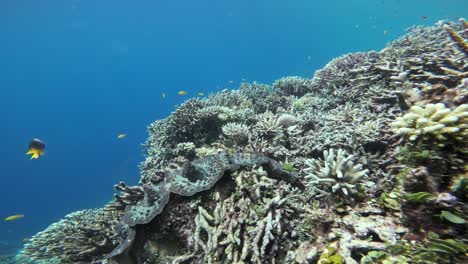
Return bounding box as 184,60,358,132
26,139,45,159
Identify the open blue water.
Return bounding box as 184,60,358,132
1,0,467,253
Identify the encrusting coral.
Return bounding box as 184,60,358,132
16,20,468,264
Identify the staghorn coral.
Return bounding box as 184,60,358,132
444,22,468,56
303,149,369,198
392,103,468,142
417,80,468,107
16,205,122,264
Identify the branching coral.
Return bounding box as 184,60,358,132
106,153,299,260
222,122,250,144
173,167,299,264
254,111,282,136
392,103,468,142
303,149,369,197
273,76,313,96
444,22,468,56
16,206,122,264
277,113,298,128
174,142,196,158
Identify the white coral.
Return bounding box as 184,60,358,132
222,122,250,144
277,113,298,128
303,149,369,197
255,111,281,135
392,103,468,142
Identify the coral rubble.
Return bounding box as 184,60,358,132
16,19,468,264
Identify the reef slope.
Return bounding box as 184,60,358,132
15,20,467,264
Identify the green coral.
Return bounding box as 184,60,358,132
281,162,296,172
392,103,468,143
379,191,402,210
318,242,343,264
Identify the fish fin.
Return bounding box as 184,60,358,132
28,149,40,159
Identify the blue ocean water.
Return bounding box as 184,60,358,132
0,0,466,254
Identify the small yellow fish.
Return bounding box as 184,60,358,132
197,92,204,97
26,139,45,159
4,214,24,221
22,238,31,243
178,90,187,96
383,30,388,36
161,92,166,99
229,80,234,84
117,134,126,139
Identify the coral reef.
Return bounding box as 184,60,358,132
303,149,369,198
16,205,122,263
222,122,250,145
16,19,468,264
392,103,468,143
173,172,298,264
